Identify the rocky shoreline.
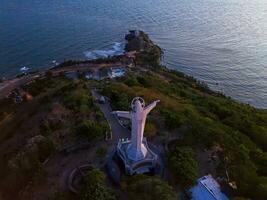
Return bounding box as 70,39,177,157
0,30,163,99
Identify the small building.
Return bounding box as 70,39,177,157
190,175,229,200
108,67,126,79
65,71,78,80
85,73,93,80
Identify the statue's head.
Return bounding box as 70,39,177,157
131,97,145,113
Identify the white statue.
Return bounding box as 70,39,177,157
113,97,160,161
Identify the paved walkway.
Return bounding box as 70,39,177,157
91,89,130,144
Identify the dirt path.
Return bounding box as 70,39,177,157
26,142,107,200
26,89,130,199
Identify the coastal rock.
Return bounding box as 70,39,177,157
125,30,162,67
125,30,161,52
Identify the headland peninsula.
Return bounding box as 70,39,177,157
0,31,266,200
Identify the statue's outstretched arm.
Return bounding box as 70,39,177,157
112,111,131,119
144,100,160,115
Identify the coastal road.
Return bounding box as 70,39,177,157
0,62,122,99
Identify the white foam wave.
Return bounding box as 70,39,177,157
20,66,30,71
84,42,124,60
52,60,59,65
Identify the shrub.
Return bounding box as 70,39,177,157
109,90,130,110
250,150,267,176
76,120,108,140
122,174,176,200
40,118,62,135
123,75,139,87
137,76,150,87
95,109,105,121
161,109,184,130
96,147,107,158
168,147,197,189
144,121,157,137
80,169,116,200
62,83,93,112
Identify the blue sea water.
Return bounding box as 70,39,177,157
0,0,267,108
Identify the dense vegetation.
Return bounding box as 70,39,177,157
76,120,108,140
1,31,267,199
168,147,197,189
0,76,109,199
101,68,267,199
54,55,124,69
80,169,116,200
122,174,176,200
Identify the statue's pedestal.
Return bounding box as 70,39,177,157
116,138,158,175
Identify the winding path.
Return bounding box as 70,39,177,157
91,89,130,143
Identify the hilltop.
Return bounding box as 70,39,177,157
0,31,266,200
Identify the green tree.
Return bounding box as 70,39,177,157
168,147,197,189
161,109,184,130
123,174,176,200
123,75,139,87
77,120,108,140
63,86,93,112
80,169,116,200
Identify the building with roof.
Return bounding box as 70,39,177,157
108,67,126,79
190,175,229,200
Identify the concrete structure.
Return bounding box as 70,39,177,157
108,67,126,79
113,97,160,175
190,175,229,200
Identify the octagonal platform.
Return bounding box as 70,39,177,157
116,138,158,175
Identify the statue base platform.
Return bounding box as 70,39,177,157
116,138,158,175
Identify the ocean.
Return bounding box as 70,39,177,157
1,0,267,108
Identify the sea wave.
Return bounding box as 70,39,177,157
20,66,30,72
83,42,124,60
